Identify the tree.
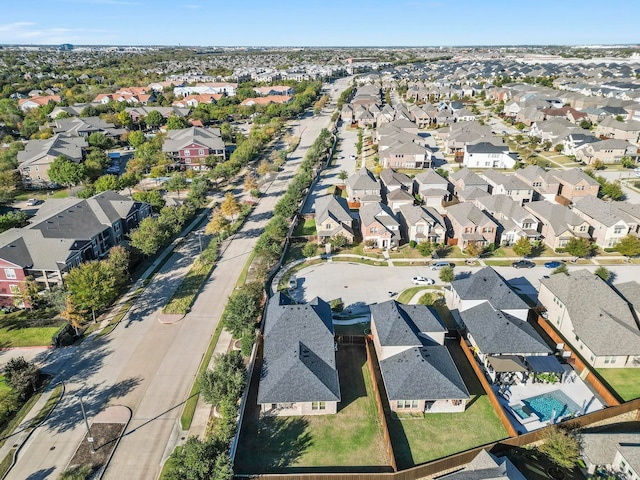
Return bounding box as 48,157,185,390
13,276,40,309
552,264,569,275
130,216,170,256
538,426,581,470
221,282,262,338
512,236,533,257
594,266,611,282
166,115,188,130
93,174,119,193
87,132,113,150
48,156,86,188
4,357,39,400
302,242,317,257
199,351,246,407
439,266,455,283
243,175,258,193
563,237,594,258
579,119,592,130
105,245,130,289
163,436,230,480
220,192,240,221
65,261,117,323
338,170,348,182
132,190,165,212
145,110,164,128
600,179,624,201
166,173,187,198
119,171,140,195
205,208,230,240
128,130,146,148
417,242,432,257
614,234,640,260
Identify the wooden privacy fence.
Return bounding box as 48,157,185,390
364,338,398,472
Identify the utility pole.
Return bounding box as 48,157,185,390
80,397,95,453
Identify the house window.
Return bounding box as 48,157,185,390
35,166,39,171
576,185,584,191
522,223,532,229
198,149,204,155
9,285,19,294
184,150,190,156
370,227,378,234
579,225,587,232
533,181,542,187
325,223,332,229
416,225,424,233
311,401,326,410
614,226,625,235
4,269,16,280
482,227,492,233
397,400,418,409
604,356,617,364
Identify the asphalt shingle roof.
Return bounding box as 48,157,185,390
451,267,530,311
370,300,445,347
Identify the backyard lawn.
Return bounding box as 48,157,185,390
235,345,391,473
0,313,63,348
597,368,640,402
387,338,509,469
293,218,317,236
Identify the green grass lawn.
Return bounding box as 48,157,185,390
0,325,61,348
597,368,640,401
293,218,317,236
235,346,390,473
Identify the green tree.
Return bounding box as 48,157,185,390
199,350,246,407
130,216,170,256
87,132,113,150
166,173,187,198
302,242,317,257
563,237,594,258
4,356,40,400
163,437,230,480
93,174,119,193
220,192,240,221
20,118,40,139
48,156,86,188
0,210,28,233
417,242,433,257
119,171,140,195
538,427,582,470
221,282,263,337
145,110,164,128
105,245,130,289
205,208,230,240
128,130,146,148
439,266,455,283
338,170,348,182
132,190,165,212
552,264,569,275
13,276,40,309
594,266,611,282
614,234,640,260
65,261,117,323
512,236,533,257
166,115,189,130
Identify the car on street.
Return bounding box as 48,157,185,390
288,275,297,290
411,276,435,285
634,168,640,177
430,261,455,270
350,154,357,160
26,198,38,206
544,261,564,269
512,259,536,269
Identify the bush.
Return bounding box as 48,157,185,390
409,240,417,248
302,242,317,257
329,298,344,312
241,329,256,357
4,357,39,400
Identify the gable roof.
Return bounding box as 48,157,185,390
541,269,640,356
380,169,412,189
398,204,443,228
258,296,340,404
162,126,224,152
415,169,449,187
572,195,635,227
347,167,380,191
370,300,445,347
460,302,551,355
552,168,600,187
314,195,353,225
17,134,87,166
446,202,495,228
451,267,530,311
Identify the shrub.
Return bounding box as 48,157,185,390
409,240,417,248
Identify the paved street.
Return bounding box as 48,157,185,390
8,78,352,480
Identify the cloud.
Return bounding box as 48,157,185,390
0,22,36,32
0,22,112,44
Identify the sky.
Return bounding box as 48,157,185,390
0,0,638,47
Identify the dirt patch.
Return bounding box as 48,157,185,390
66,422,126,473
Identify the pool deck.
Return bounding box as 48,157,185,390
494,366,605,433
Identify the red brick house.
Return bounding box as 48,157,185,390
162,127,226,170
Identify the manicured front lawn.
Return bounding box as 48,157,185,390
388,395,508,468
293,218,317,236
597,368,640,401
236,345,390,473
0,324,61,348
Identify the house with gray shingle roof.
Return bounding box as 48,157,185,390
582,431,640,478
397,204,445,244
595,117,640,143
0,191,151,306
514,165,560,201
449,168,489,197
258,294,341,416
571,196,634,248
370,300,469,413
575,138,638,165
524,200,591,250
414,169,451,212
162,126,225,170
445,202,498,248
474,194,541,245
346,167,381,205
539,269,640,368
447,267,554,384
481,170,533,205
439,449,527,480
463,140,518,169
359,202,401,249
313,195,355,246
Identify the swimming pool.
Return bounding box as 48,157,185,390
522,390,581,422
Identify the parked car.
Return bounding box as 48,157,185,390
544,261,564,269
512,259,536,269
430,261,455,271
349,154,357,160
411,276,435,286
288,275,297,290
26,198,38,206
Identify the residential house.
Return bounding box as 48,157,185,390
0,191,151,305
481,170,534,205
414,169,451,211
240,95,293,107
50,116,125,139
257,294,340,416
596,117,640,143
582,432,640,478
314,195,355,246
562,133,600,157
380,169,412,195
524,201,591,250
439,450,527,480
253,86,294,96
345,168,381,205
397,204,445,244
445,202,498,248
125,106,190,124
172,93,223,108
18,95,61,111
380,141,431,169
575,139,638,165
17,134,87,188
449,168,490,197
446,267,554,384
539,270,640,368
386,188,415,211
571,196,634,248
442,122,493,157
161,127,225,170
370,300,469,413
474,195,541,245
174,82,237,97
514,165,560,201
359,202,401,249
553,169,600,202
463,140,518,169
530,119,580,146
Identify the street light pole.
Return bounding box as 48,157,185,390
79,397,95,453
195,230,204,254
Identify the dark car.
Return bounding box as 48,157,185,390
512,259,536,269
544,261,564,269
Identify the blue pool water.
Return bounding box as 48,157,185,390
522,390,581,422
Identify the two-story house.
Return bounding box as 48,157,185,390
481,170,534,205
413,169,451,212
346,168,382,205
397,204,446,245
553,169,600,203
474,195,541,245
314,195,355,246
162,127,226,170
571,196,634,248
359,202,401,249
514,165,560,202
463,140,518,169
445,202,498,248
524,201,591,250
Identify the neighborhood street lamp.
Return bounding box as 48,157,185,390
195,230,205,254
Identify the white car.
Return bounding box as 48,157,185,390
634,168,640,177
349,154,357,160
411,276,435,286
26,198,38,206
